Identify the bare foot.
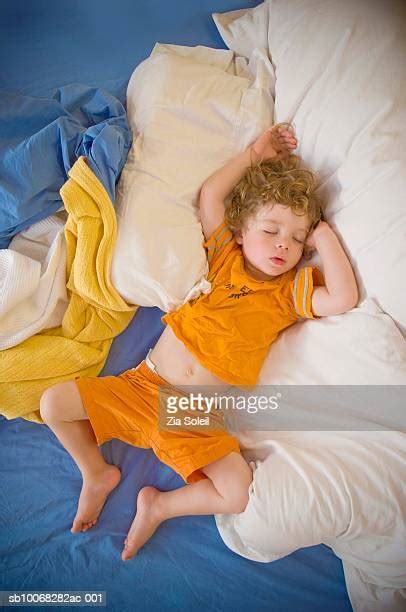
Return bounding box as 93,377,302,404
71,465,121,533
121,486,163,561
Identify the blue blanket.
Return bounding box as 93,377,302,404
0,84,132,248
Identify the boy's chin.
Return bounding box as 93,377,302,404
250,264,282,281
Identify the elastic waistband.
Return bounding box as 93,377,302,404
145,348,158,373
131,350,169,387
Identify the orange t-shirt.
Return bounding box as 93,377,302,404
163,222,321,386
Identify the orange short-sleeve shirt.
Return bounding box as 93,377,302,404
163,222,321,386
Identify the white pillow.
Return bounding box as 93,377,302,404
216,430,406,612
217,300,406,612
259,298,406,385
212,4,269,60
111,43,274,311
214,0,406,334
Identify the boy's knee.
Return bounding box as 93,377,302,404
224,465,251,513
39,385,62,423
228,486,250,515
207,452,252,514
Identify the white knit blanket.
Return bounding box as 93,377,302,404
0,215,68,350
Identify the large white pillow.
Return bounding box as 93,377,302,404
216,300,406,612
214,0,406,334
216,430,406,612
111,43,274,311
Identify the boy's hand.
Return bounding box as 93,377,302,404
252,125,297,161
305,221,331,250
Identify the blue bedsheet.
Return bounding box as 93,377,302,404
0,85,131,248
0,418,350,612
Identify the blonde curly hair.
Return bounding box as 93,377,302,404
225,144,323,259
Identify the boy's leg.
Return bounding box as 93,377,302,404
122,451,252,561
40,381,121,533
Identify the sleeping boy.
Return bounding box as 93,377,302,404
40,125,358,561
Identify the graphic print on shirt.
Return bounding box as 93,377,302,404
225,283,254,300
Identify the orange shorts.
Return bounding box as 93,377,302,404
75,360,240,484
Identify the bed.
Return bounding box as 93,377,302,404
0,1,405,611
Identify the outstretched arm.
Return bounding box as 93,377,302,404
199,126,297,240
308,221,358,316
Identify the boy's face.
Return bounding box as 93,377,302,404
236,203,310,280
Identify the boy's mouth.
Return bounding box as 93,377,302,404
270,256,285,265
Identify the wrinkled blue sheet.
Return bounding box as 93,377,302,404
0,84,132,248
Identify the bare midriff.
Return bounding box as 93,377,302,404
149,325,227,388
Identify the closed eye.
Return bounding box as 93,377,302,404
265,230,305,243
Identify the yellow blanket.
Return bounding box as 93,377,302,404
0,157,137,423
